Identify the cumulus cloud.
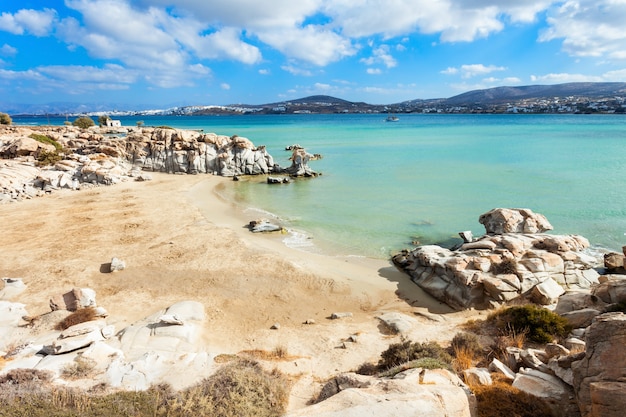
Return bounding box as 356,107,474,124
220,82,231,90
367,68,382,75
0,68,46,81
540,0,626,60
530,72,613,83
360,45,397,68
281,64,314,76
38,64,137,83
0,8,56,36
257,25,356,66
443,64,507,78
1,44,17,56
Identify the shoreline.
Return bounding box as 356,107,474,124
1,171,479,410
188,175,456,314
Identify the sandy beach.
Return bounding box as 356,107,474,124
0,172,481,409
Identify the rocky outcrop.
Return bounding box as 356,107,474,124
0,282,213,391
393,208,601,310
572,312,626,417
0,125,318,203
286,368,474,417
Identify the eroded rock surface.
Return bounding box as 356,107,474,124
393,209,601,310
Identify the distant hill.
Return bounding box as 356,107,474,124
4,83,626,115
443,82,626,105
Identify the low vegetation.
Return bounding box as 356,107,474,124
470,379,554,417
449,331,484,372
29,133,62,150
55,307,99,331
490,258,518,275
29,133,66,167
0,112,12,125
72,116,95,129
36,150,63,167
357,337,453,376
61,357,97,380
487,304,570,344
0,359,290,417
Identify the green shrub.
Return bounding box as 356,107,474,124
72,117,95,129
97,115,110,127
36,150,63,167
29,133,62,150
377,338,452,372
0,112,12,125
487,304,571,344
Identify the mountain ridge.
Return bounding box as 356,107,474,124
3,82,626,115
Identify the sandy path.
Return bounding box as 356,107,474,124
0,172,481,409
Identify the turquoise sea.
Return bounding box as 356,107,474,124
14,113,626,259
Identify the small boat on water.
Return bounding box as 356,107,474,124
386,115,399,122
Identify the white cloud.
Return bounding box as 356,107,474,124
367,68,382,75
256,25,356,66
220,82,231,90
443,64,507,78
194,27,261,64
0,8,56,36
38,64,137,83
360,45,397,68
281,64,314,76
258,69,270,75
531,68,626,84
441,67,458,75
0,68,46,81
1,44,17,56
540,0,626,61
56,0,258,90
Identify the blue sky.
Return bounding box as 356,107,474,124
1,0,626,110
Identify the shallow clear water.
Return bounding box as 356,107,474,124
15,113,626,258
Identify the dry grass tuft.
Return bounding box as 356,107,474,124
55,308,98,331
171,358,291,417
61,357,97,380
471,380,555,417
0,359,292,417
240,346,299,362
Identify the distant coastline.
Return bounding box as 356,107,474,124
4,81,626,117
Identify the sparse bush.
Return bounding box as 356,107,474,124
450,332,483,356
29,133,62,150
450,332,484,371
0,368,53,385
490,258,518,275
55,307,98,331
72,116,95,129
471,380,554,417
377,338,452,372
0,112,12,125
97,115,110,127
62,357,97,380
156,125,174,129
172,359,290,417
487,304,570,344
36,150,63,167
